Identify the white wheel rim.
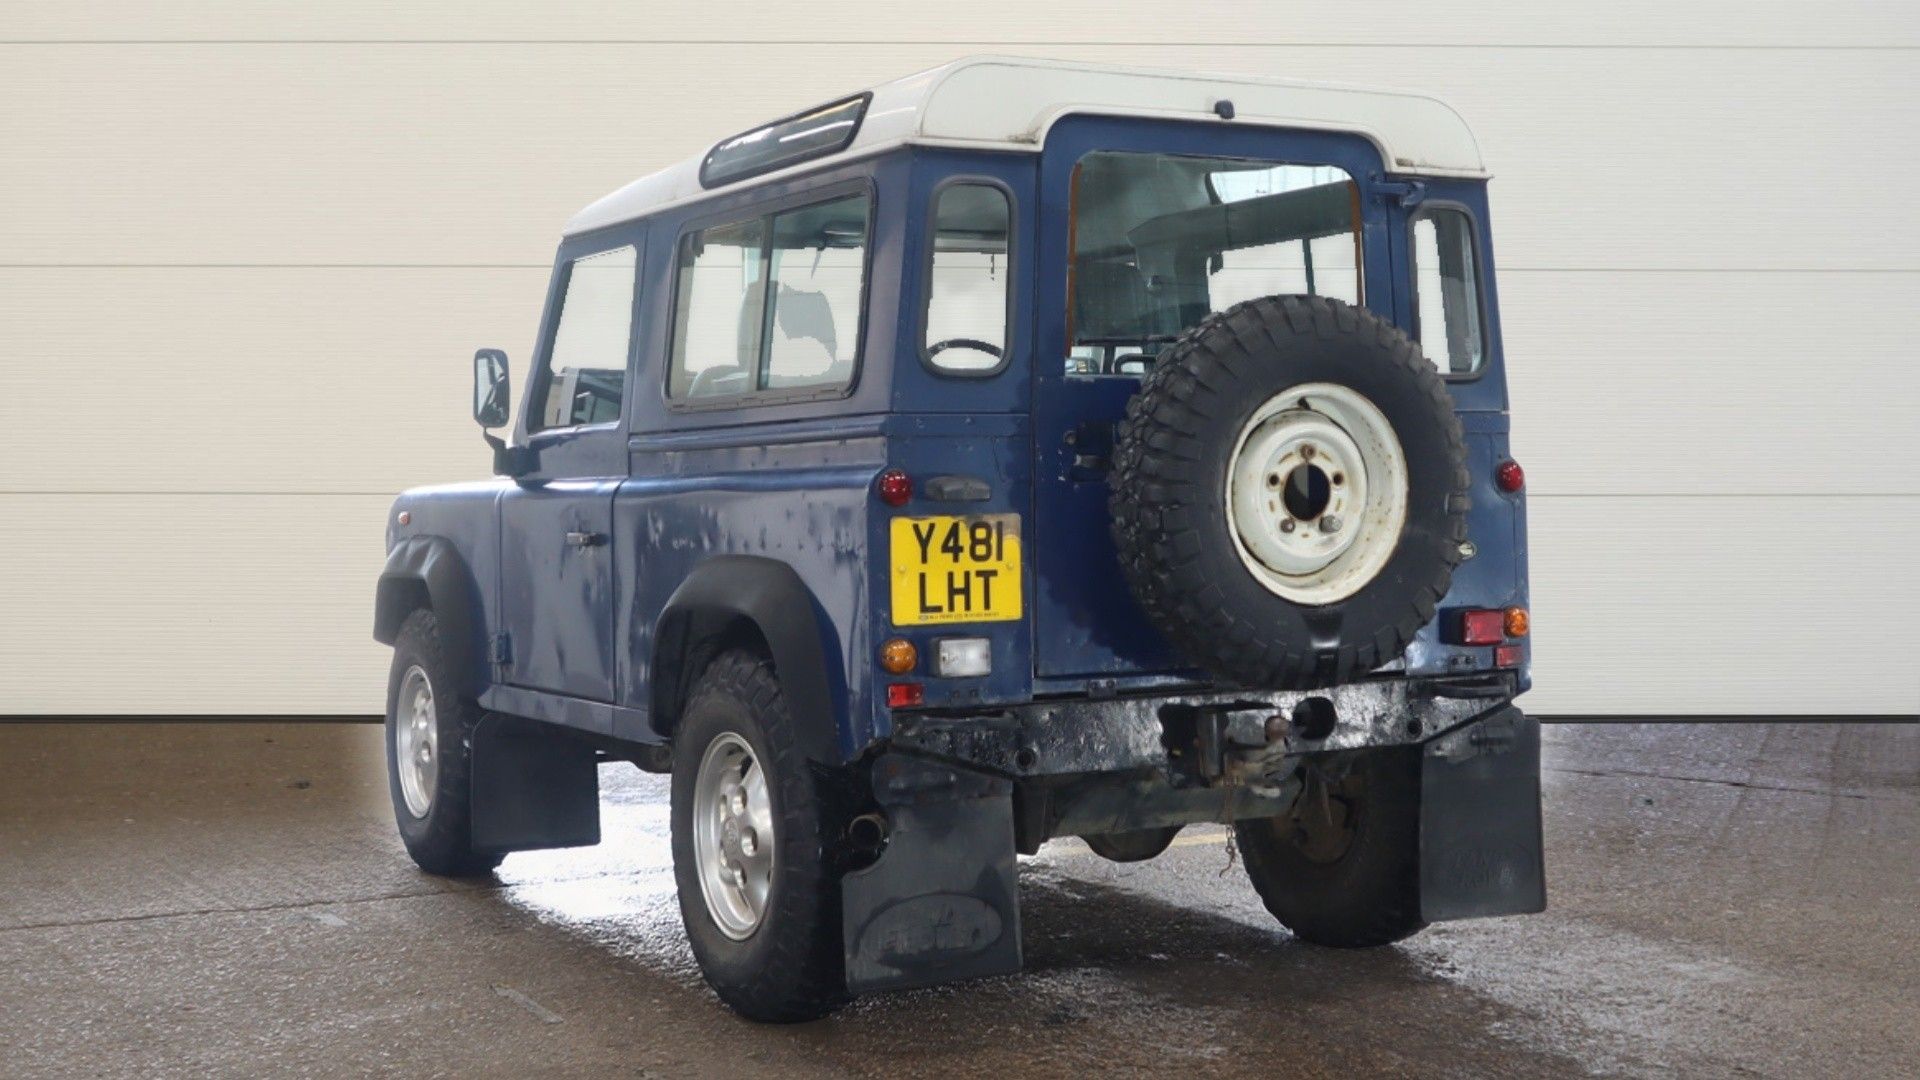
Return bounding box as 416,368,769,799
394,664,438,818
692,732,775,940
1224,382,1408,605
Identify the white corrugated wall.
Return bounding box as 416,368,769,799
1,2,1914,715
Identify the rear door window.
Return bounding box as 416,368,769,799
1068,151,1362,375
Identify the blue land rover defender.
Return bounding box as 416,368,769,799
375,57,1540,1022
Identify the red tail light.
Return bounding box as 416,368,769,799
1452,609,1507,646
1495,459,1525,493
1494,644,1525,668
886,683,924,709
876,468,912,507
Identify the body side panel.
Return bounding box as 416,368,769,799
612,152,910,762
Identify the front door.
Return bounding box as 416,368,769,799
1029,116,1397,680
500,475,620,701
498,240,642,702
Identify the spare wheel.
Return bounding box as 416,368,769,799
1108,294,1469,689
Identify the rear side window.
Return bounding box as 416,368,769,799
534,245,637,429
668,221,765,401
1409,208,1485,375
669,191,870,402
923,182,1011,374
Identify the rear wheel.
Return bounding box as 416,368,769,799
1234,747,1426,948
670,649,847,1022
384,609,503,877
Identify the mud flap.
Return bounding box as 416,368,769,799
1419,706,1547,922
470,713,601,853
842,755,1023,994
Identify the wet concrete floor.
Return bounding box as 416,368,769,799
1,721,1914,1078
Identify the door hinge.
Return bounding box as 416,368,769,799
490,631,513,665
1372,177,1427,209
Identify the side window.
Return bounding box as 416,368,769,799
534,245,637,429
1409,209,1484,375
923,183,1010,373
668,220,764,400
669,191,870,402
765,194,868,391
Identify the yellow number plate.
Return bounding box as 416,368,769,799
890,514,1022,626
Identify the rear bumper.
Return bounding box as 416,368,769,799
891,672,1520,781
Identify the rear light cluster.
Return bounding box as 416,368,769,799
876,468,913,507
1456,609,1506,646
935,637,992,678
880,634,992,709
879,638,917,674
1495,459,1525,494
1448,606,1530,668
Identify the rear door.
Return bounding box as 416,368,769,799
1029,116,1398,681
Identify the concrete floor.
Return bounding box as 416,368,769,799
0,721,1914,1079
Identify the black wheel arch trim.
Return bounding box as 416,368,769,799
653,555,847,764
374,535,490,699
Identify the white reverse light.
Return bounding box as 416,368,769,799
934,637,992,678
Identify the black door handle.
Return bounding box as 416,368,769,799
564,531,607,548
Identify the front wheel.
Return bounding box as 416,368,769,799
1234,746,1426,948
670,650,847,1022
384,609,503,877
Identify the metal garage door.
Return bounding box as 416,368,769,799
2,2,1914,716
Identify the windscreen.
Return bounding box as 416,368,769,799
1069,151,1362,374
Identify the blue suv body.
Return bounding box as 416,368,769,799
374,57,1541,1021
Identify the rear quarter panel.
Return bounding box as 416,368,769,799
614,428,881,756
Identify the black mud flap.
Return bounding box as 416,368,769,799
842,755,1023,994
1419,706,1546,922
470,713,601,853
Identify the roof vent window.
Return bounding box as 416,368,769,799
700,94,871,189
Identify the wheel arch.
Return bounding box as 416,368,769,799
652,556,847,764
374,535,491,699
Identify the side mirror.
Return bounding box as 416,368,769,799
471,348,534,477
473,348,511,428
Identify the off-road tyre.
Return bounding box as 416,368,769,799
670,649,848,1023
1234,747,1426,948
1109,294,1469,689
385,609,504,877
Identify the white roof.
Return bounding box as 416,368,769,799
565,56,1485,236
